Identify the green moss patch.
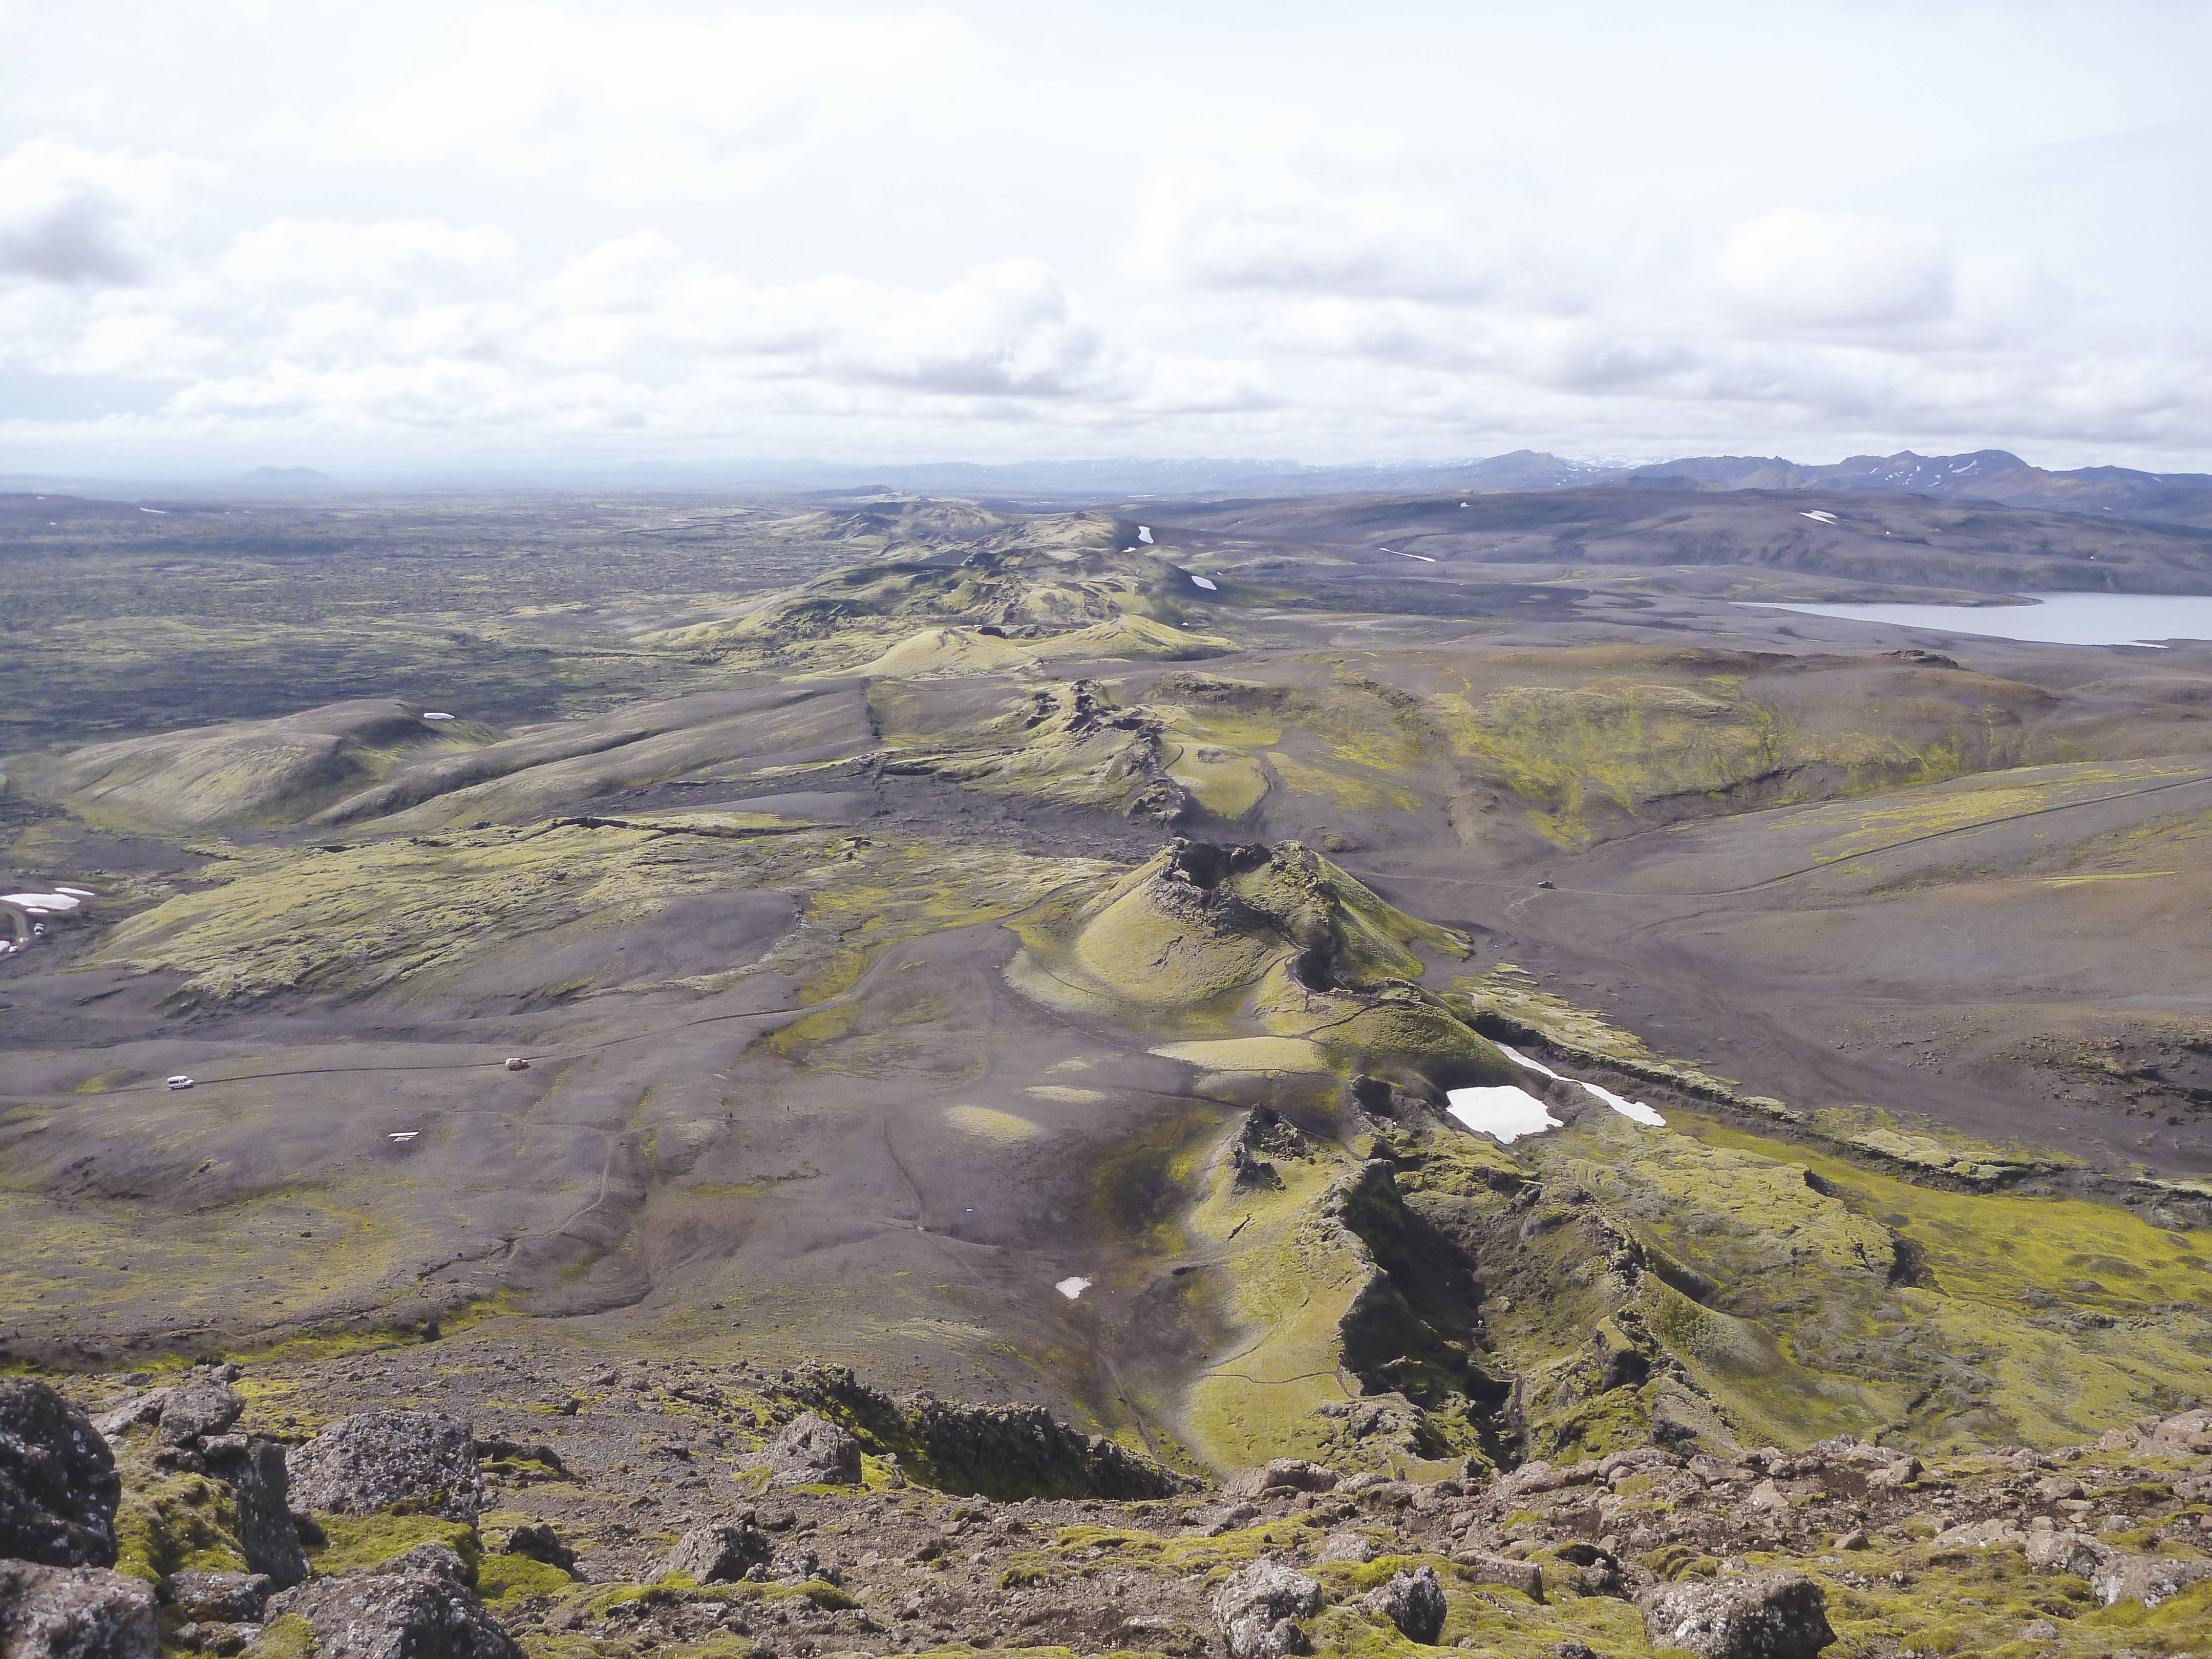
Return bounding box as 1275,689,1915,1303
306,1512,481,1577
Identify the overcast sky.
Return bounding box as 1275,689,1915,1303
4,0,2209,477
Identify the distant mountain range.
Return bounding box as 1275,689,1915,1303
6,449,2210,528
799,447,2212,528
1622,449,2212,529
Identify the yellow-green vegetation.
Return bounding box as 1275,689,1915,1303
1791,758,2210,866
1421,647,2055,845
474,1549,578,1609
91,815,765,1004
943,1105,1046,1142
1375,1096,2212,1460
0,1174,429,1362
111,1435,247,1583
1663,1112,2212,1449
307,1511,483,1576
1799,1104,2078,1184
1153,1036,1332,1076
1048,1516,1325,1577
865,667,1444,828
1011,841,1505,1094
843,613,1233,679
777,836,1113,1006
1180,1153,1365,1471
86,815,1105,1009
663,520,1217,674
8,698,475,834
1264,752,1422,816
241,1613,315,1659
1163,740,1272,820
868,676,1178,820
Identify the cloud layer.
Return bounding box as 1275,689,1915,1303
3,1,2208,474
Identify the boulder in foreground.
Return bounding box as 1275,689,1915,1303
1639,1570,1836,1659
265,1569,522,1659
286,1413,481,1524
657,1522,771,1584
1360,1565,1446,1644
762,1413,862,1489
155,1570,270,1626
200,1439,306,1589
0,1380,122,1569
0,1560,157,1659
1214,1561,1325,1659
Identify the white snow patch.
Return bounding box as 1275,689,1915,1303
1055,1276,1092,1300
1494,1041,1666,1127
1799,510,1838,524
1189,575,1218,591
1379,548,1437,563
1136,525,1153,544
389,1131,419,1143
1581,1081,1667,1126
421,711,456,721
1446,1084,1560,1144
138,507,167,515
4,892,80,911
1493,1041,1565,1082
55,886,95,898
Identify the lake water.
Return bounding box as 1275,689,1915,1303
1740,591,2212,647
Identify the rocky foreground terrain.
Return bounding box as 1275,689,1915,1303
4,1344,2209,1659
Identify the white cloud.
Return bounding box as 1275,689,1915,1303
218,219,523,298
364,5,967,203
0,139,219,288
0,1,2206,471
1716,208,1955,330
1137,164,1586,314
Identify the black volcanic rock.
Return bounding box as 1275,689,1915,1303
201,1439,307,1589
266,1570,522,1659
0,1380,121,1569
1639,1570,1836,1659
0,1562,156,1659
287,1412,481,1524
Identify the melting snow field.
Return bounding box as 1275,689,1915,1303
1378,547,1437,562
1445,1085,1561,1144
4,892,81,913
1055,1277,1092,1300
1136,525,1153,544
1495,1041,1666,1126
1799,509,1839,524
422,711,456,722
1190,574,1218,591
